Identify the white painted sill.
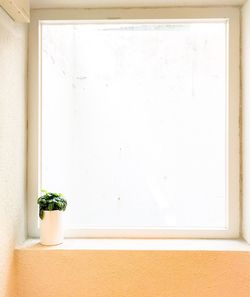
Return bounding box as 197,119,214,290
16,239,250,251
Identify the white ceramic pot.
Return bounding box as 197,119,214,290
40,210,64,246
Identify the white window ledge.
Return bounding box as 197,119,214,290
16,239,250,251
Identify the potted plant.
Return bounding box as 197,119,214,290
37,190,67,246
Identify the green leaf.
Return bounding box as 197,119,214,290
39,209,44,220
37,190,67,212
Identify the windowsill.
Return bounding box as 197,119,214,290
16,238,250,251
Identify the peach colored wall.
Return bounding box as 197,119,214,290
16,249,250,297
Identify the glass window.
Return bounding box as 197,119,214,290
41,21,227,230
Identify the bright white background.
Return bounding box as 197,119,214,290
41,22,227,229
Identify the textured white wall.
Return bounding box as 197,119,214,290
242,0,250,243
0,7,27,297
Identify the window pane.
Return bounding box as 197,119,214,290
41,21,227,229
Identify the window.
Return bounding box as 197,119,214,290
28,8,240,238
42,22,228,229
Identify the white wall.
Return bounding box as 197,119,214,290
0,7,27,297
242,0,250,243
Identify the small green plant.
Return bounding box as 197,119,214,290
37,190,67,220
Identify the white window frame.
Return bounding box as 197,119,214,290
28,7,240,239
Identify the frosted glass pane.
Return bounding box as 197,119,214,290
41,22,227,229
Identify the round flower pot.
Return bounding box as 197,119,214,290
40,210,64,246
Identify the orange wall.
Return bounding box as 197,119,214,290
16,250,250,297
